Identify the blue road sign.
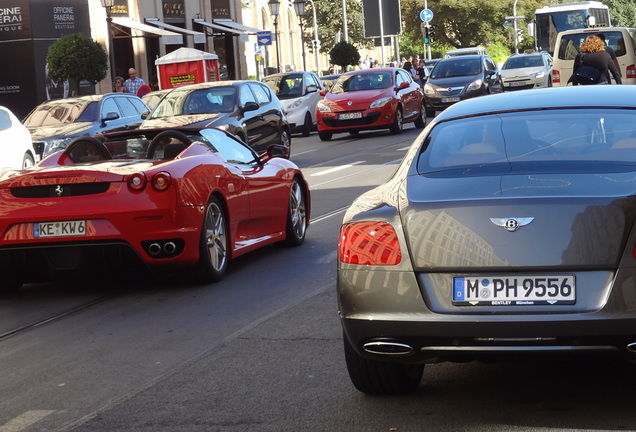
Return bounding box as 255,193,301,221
420,9,433,22
257,31,272,46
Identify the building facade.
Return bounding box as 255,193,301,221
0,0,325,119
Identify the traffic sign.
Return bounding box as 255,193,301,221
420,9,433,22
257,31,272,46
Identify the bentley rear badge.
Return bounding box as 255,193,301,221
490,217,534,232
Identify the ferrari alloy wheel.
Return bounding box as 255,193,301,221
283,178,307,246
343,332,424,395
195,197,229,283
414,101,427,128
389,107,403,134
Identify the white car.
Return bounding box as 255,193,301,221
262,71,324,136
0,106,35,169
500,52,553,91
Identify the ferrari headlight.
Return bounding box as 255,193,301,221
467,79,483,92
316,101,332,113
370,97,392,109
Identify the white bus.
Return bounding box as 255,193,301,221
535,1,611,55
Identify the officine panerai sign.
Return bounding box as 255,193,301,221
0,3,31,41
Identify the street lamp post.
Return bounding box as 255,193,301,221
100,0,116,84
306,0,320,75
268,0,281,73
293,0,307,71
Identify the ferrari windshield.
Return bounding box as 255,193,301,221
418,109,636,172
150,87,236,118
23,100,98,127
330,72,393,93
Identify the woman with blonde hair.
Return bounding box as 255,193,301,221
569,35,621,85
113,76,125,92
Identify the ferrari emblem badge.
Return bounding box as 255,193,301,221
55,185,63,197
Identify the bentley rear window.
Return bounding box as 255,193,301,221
418,109,636,173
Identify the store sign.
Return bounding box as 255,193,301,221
0,1,31,42
163,0,185,20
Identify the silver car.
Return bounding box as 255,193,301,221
338,85,636,394
262,71,324,136
500,51,553,91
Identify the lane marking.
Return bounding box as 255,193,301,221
310,161,365,176
0,411,56,432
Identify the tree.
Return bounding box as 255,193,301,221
604,0,636,27
330,41,361,70
47,33,108,96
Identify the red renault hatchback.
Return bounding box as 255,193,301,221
315,67,426,141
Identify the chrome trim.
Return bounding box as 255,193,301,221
363,341,414,356
420,345,618,352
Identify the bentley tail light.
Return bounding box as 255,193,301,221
339,222,402,265
128,172,147,191
152,172,172,191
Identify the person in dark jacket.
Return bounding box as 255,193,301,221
568,35,622,85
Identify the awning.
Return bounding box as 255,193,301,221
145,18,206,44
213,19,263,35
112,17,183,45
193,18,245,36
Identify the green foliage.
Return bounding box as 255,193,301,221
604,0,636,27
310,0,372,54
329,41,361,69
47,33,108,95
485,42,511,64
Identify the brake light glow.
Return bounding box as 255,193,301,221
552,70,560,83
339,222,402,265
128,173,147,191
152,172,172,191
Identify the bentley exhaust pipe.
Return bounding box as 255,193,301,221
627,342,636,353
363,341,414,356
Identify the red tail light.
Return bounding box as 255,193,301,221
627,65,635,79
152,172,172,191
552,70,560,84
128,172,147,191
339,222,402,265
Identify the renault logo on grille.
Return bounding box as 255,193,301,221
490,217,534,232
55,185,63,196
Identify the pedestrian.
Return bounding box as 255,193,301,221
416,59,428,86
402,60,419,81
597,33,621,82
123,68,147,95
112,76,125,93
568,35,621,85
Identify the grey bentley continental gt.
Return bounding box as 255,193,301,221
338,85,636,394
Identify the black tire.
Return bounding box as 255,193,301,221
426,109,435,118
343,332,424,395
414,101,427,128
282,178,307,246
194,196,229,283
280,129,291,159
0,277,23,294
389,107,403,135
548,77,553,87
22,152,35,169
301,112,312,137
147,130,193,159
318,130,332,141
